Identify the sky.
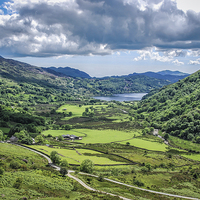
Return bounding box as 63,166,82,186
0,0,200,77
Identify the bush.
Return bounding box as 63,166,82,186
133,180,144,187
13,177,23,189
60,167,68,177
0,167,4,176
60,159,69,167
10,161,21,169
50,151,61,165
80,159,94,174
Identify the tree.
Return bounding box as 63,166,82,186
60,159,69,167
126,142,130,146
60,167,68,177
80,159,94,173
146,163,151,171
62,124,71,130
50,151,61,164
14,130,33,144
35,135,45,144
196,136,200,144
68,111,72,117
164,133,169,140
58,135,64,141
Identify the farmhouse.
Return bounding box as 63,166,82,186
62,134,81,140
9,136,19,143
62,134,70,138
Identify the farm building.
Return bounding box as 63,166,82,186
9,136,19,143
62,134,81,140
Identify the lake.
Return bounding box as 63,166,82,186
93,93,147,102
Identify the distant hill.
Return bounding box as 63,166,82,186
127,71,189,83
157,70,189,76
0,56,171,97
47,66,91,78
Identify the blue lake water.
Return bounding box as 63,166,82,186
93,93,147,102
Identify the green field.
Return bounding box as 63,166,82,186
42,129,86,137
42,129,141,144
28,145,126,165
57,104,108,120
183,154,200,162
169,136,200,152
120,138,168,152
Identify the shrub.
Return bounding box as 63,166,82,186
60,167,68,177
13,177,23,189
133,180,145,187
60,159,69,167
50,151,61,165
0,167,4,176
10,161,21,169
80,159,94,174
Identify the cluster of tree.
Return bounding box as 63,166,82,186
130,70,200,142
82,107,94,117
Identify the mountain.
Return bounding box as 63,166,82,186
157,70,189,76
47,66,91,78
0,56,172,97
131,70,200,142
127,71,189,83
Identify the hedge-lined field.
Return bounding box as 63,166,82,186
27,145,127,165
42,129,141,144
56,104,108,120
120,138,168,152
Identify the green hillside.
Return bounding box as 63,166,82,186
0,56,171,97
131,70,200,142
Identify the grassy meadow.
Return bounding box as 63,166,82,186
42,128,141,144
168,135,200,152
27,145,127,165
56,104,108,120
120,138,168,152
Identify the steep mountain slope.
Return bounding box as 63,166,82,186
47,66,91,78
131,70,200,142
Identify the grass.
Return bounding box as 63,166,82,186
81,129,140,144
0,143,47,163
183,154,200,162
169,135,200,152
0,127,10,133
42,129,86,137
120,138,168,152
27,145,126,165
42,129,141,144
57,104,108,120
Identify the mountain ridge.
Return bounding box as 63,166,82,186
47,66,91,78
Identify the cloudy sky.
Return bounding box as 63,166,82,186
0,0,200,77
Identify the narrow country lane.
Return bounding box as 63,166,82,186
14,144,199,200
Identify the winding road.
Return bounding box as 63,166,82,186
15,144,199,200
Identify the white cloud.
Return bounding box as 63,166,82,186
164,49,187,58
189,59,200,65
134,47,172,62
172,59,184,65
187,50,200,57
